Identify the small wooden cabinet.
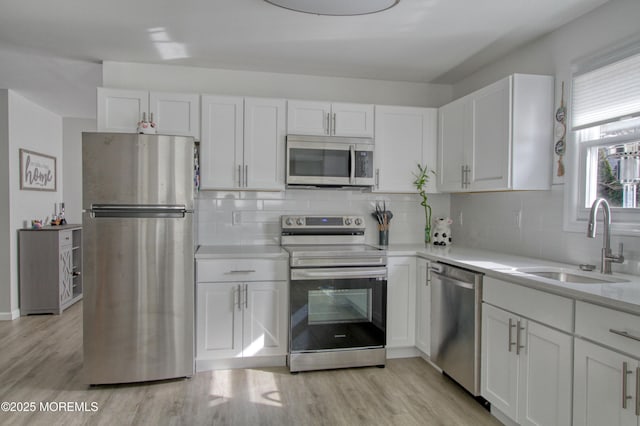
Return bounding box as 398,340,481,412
19,225,83,315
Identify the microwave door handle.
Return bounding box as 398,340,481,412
350,145,355,185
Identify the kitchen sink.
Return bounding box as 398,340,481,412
514,267,629,284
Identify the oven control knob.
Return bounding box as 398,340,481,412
354,218,363,226
285,217,294,226
345,218,352,225
296,218,305,226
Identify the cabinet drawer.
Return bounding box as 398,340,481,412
59,231,72,247
575,301,640,358
197,259,288,283
483,277,573,332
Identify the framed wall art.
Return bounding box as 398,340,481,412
19,149,57,191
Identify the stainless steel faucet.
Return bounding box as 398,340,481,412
587,198,624,274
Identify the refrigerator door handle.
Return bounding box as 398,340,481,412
90,204,189,218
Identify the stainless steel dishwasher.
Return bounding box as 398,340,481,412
430,262,483,396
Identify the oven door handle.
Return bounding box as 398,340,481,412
291,267,387,281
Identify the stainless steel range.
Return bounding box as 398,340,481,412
281,215,387,373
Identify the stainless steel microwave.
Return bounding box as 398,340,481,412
286,135,375,187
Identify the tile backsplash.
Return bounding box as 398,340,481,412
196,189,451,246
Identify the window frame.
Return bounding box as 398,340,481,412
564,38,640,236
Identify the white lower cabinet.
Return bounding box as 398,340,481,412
573,301,640,426
415,258,431,356
197,281,288,362
481,277,573,426
195,258,288,370
482,304,572,426
386,256,416,349
574,338,639,426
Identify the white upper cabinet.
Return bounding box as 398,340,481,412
374,106,437,193
437,74,553,192
97,88,200,139
243,97,286,190
287,100,374,137
200,95,244,190
200,95,285,190
149,91,200,139
97,88,148,133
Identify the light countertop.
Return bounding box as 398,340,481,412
196,245,288,260
380,244,640,316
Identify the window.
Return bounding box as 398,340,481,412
566,39,640,234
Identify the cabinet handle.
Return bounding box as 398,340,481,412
461,165,465,189
516,320,525,355
236,285,242,311
325,113,330,135
237,165,242,187
332,112,336,134
244,165,248,187
636,367,640,416
610,328,640,342
508,318,516,352
228,269,256,274
623,362,633,409
375,169,380,189
244,284,248,309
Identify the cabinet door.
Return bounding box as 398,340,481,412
468,77,511,191
97,88,149,133
287,100,331,136
149,92,200,139
200,95,244,189
59,244,74,307
415,258,431,355
518,321,572,426
573,338,638,426
331,102,374,137
374,106,437,193
482,304,519,420
437,99,467,192
196,283,243,360
243,281,288,358
244,97,286,190
386,256,416,348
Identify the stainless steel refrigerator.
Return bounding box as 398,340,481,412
82,132,195,385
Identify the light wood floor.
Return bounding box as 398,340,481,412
0,302,501,426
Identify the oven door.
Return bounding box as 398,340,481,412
286,140,374,186
290,267,387,352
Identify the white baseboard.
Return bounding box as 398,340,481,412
386,347,420,359
196,355,287,372
0,309,20,321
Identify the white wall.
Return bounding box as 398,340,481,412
449,0,640,276
62,118,96,224
0,90,63,319
102,61,452,108
0,45,101,119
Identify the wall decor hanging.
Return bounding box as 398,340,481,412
19,149,56,191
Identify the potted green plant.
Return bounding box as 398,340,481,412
413,163,436,244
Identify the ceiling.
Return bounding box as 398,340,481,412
0,0,609,117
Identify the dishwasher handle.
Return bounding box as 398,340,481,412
431,271,475,290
